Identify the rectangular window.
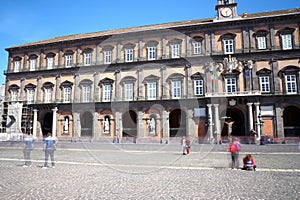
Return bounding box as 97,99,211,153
44,88,52,103
125,83,134,101
282,34,292,50
223,39,234,54
194,80,203,95
14,61,20,72
11,90,18,101
147,47,156,60
125,49,134,62
65,55,73,67
172,80,181,99
193,42,201,54
63,87,71,103
82,85,91,102
171,44,180,58
47,57,54,69
225,78,237,93
147,82,157,100
257,36,267,50
104,51,112,64
84,52,92,66
27,89,35,104
30,59,36,71
285,75,297,94
103,84,111,102
259,76,270,93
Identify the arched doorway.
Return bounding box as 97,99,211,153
43,112,53,136
221,108,245,138
283,106,300,137
122,110,137,137
169,109,186,137
80,112,93,137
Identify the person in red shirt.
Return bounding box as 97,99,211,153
242,154,256,171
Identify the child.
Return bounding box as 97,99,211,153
242,154,256,171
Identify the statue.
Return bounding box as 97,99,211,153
103,118,110,133
148,117,156,135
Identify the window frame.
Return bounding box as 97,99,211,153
257,36,267,50
194,79,204,96
44,88,52,103
104,50,112,64
124,82,134,101
147,82,157,100
27,89,35,104
63,87,72,103
14,60,20,72
223,39,234,54
82,84,92,102
193,41,202,55
147,46,156,61
171,44,180,58
102,84,112,102
285,74,297,94
125,48,134,62
225,77,237,93
65,54,73,67
29,58,37,71
259,76,271,93
171,80,182,99
281,34,293,50
84,52,92,66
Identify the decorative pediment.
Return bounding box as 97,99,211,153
191,72,205,80
256,68,271,76
8,84,20,91
42,82,54,89
79,79,93,86
46,52,56,58
13,56,22,61
120,76,137,83
60,80,73,88
222,69,240,78
167,73,184,81
220,33,236,40
277,27,295,35
143,75,160,83
64,50,74,56
278,65,300,77
25,83,36,90
99,78,114,85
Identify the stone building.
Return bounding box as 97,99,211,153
3,0,300,142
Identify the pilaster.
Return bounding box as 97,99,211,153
55,75,61,103
93,72,100,102
37,77,42,103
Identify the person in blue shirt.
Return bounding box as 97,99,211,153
23,133,34,167
42,132,57,168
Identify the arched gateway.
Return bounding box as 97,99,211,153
283,106,300,137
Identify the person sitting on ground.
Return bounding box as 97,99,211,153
242,154,256,171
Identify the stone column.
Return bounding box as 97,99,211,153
186,35,191,57
275,105,284,138
40,50,44,70
52,107,58,137
270,26,276,50
186,109,195,138
207,104,213,140
254,102,261,139
55,75,61,103
213,104,221,136
23,54,28,71
96,45,101,65
247,103,254,131
76,47,81,66
114,111,122,138
73,112,80,138
93,72,100,102
93,112,99,138
37,77,42,103
32,109,38,138
137,67,144,100
138,40,144,60
162,38,167,58
162,110,170,141
137,111,144,139
161,66,168,99
185,65,193,98
58,48,63,68
114,70,121,101
74,74,80,103
20,78,25,101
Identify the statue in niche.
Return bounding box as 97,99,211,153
103,118,110,134
148,117,156,136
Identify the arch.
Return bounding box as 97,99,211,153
283,106,300,137
169,109,186,137
80,112,93,137
122,110,137,137
221,108,245,139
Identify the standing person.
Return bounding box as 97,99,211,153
181,137,186,155
185,139,191,155
229,138,239,169
42,132,57,168
234,137,241,167
23,133,34,167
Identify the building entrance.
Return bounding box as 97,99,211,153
169,109,186,137
283,106,300,137
122,110,137,137
221,108,245,138
43,113,53,136
80,112,93,137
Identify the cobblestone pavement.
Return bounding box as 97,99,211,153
0,141,299,199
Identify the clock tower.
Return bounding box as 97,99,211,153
214,0,240,21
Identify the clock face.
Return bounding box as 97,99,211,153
221,7,232,17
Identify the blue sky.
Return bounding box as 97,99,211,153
0,0,299,84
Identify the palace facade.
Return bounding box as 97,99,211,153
3,0,300,142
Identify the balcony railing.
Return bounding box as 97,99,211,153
205,90,261,97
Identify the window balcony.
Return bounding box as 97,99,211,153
205,90,261,97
